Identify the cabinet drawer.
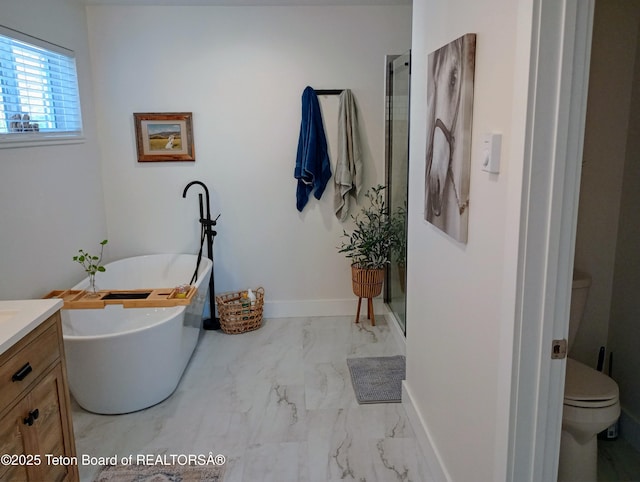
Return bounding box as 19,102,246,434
0,320,60,411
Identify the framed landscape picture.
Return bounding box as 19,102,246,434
134,112,195,162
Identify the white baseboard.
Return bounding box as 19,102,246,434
402,382,450,482
263,298,387,319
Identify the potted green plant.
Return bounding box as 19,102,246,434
73,239,108,296
338,185,398,300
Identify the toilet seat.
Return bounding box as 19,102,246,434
564,358,618,408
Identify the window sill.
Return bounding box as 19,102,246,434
0,135,86,149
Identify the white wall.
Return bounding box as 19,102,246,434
85,5,412,316
0,0,107,300
404,0,526,480
573,0,640,366
608,0,640,443
610,40,640,438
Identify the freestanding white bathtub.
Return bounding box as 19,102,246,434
61,254,212,414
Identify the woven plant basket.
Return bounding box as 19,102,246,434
216,287,264,334
351,265,384,298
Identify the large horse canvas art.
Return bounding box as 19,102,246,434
424,34,476,243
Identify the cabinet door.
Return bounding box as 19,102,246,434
21,364,78,482
0,400,29,482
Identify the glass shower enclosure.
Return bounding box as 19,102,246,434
385,51,410,335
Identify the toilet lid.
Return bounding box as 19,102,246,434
564,358,619,408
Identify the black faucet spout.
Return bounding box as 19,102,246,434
183,180,210,213
183,180,208,199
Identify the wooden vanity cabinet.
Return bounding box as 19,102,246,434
0,311,78,482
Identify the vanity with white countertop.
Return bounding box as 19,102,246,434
0,299,79,482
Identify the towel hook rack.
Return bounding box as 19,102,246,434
314,89,344,96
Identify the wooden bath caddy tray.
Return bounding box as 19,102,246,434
43,286,197,309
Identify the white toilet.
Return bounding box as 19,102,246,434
558,270,620,482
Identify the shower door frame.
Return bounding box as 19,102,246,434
384,51,411,336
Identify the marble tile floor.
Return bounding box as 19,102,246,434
598,437,640,481
71,315,434,482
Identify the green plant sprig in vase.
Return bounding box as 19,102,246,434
73,239,108,296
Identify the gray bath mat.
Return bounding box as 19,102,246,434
347,355,405,404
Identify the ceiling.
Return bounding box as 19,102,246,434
81,0,410,5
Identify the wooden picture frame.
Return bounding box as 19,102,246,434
134,112,195,162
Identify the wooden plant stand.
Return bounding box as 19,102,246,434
43,286,196,309
355,296,376,326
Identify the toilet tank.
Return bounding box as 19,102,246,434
569,269,591,351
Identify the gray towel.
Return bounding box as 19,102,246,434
334,89,363,221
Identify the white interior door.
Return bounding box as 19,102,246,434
508,1,595,480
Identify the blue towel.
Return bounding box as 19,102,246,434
294,86,332,212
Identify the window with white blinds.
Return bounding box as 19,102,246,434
0,26,82,145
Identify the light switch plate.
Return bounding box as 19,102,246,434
482,133,502,174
